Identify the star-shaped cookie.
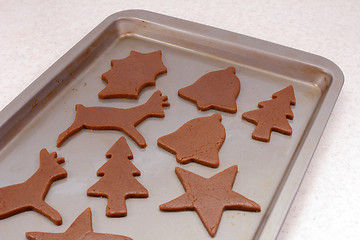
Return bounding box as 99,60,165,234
159,166,261,237
26,208,132,240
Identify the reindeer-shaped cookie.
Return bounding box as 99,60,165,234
0,149,67,225
57,90,170,148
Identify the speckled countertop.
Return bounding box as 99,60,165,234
0,1,359,239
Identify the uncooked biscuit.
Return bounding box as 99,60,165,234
99,50,167,99
159,166,261,237
157,113,225,168
178,67,240,113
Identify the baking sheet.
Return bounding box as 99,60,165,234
0,10,343,240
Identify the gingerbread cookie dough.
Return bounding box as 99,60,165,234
242,85,296,142
87,137,148,217
57,90,170,148
99,50,167,99
157,113,225,168
178,67,240,113
159,166,261,237
0,149,67,225
26,208,132,240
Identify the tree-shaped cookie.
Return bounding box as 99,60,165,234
242,85,296,142
99,50,167,99
26,208,132,240
178,67,240,113
159,166,261,237
157,113,226,168
87,137,148,217
57,90,170,148
0,149,67,225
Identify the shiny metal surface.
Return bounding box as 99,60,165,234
0,10,343,240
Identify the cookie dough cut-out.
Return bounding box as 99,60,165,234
178,67,240,113
0,149,67,225
99,50,167,99
157,113,225,168
159,166,261,237
57,91,170,148
26,208,132,240
242,85,296,142
87,137,148,217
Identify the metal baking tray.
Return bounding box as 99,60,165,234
0,10,343,240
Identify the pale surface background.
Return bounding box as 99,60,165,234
0,0,359,239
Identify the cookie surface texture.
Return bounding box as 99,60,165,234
242,85,296,142
0,149,67,225
178,67,240,113
26,208,132,240
159,166,261,237
99,50,167,99
57,90,170,148
87,137,148,217
157,113,225,168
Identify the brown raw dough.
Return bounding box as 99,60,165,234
178,67,240,113
0,149,67,225
87,137,148,217
99,50,167,99
57,90,170,148
26,208,132,240
242,85,296,142
157,113,225,168
159,166,261,237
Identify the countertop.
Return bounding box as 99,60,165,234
0,1,359,239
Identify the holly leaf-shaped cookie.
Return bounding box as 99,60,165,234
99,50,167,99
